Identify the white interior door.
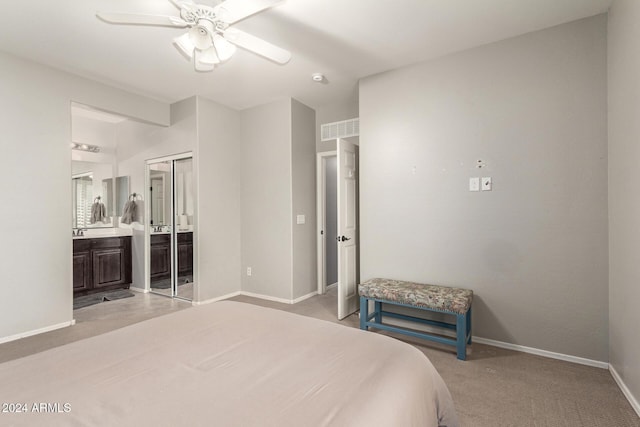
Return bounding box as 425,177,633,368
337,139,359,320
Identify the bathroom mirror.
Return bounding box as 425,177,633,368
72,160,115,229
149,163,171,226
115,175,130,219
148,156,194,301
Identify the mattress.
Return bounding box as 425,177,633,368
0,301,458,426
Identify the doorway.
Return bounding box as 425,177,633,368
146,153,195,301
316,139,359,320
317,151,338,294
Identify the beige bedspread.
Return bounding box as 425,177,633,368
0,301,458,427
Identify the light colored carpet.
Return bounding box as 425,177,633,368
229,289,640,427
0,292,191,364
1,288,637,426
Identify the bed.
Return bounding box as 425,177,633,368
0,301,458,426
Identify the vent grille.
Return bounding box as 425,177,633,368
321,118,359,141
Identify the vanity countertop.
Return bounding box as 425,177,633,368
150,230,193,235
73,229,133,240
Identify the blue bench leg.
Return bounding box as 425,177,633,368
456,313,467,360
374,301,382,323
360,296,368,330
466,307,472,345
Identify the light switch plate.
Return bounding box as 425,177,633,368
296,214,306,224
482,177,492,191
469,177,480,192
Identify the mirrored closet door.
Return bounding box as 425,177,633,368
147,154,194,301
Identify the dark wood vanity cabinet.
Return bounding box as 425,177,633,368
150,234,171,281
73,236,132,296
177,232,193,276
150,232,193,281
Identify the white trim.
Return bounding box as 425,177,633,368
0,321,75,345
316,151,337,295
241,291,293,305
610,364,640,417
292,291,317,304
472,336,609,369
72,171,93,179
192,291,318,306
129,286,149,293
192,291,242,306
146,151,194,165
327,282,338,290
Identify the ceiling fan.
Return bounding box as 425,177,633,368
97,0,291,72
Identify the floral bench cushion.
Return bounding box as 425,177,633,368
359,278,473,315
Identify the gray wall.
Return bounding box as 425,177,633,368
196,96,242,301
325,156,338,285
359,15,608,361
240,99,293,300
291,99,317,299
0,51,169,341
608,0,640,407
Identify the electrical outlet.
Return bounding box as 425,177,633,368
247,267,252,276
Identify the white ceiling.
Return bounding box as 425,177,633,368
0,0,612,111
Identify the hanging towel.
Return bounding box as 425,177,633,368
121,200,137,225
90,202,106,224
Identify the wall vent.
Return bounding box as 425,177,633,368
321,118,359,141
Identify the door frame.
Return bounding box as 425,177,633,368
336,138,359,319
316,151,337,295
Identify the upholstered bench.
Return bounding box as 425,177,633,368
359,278,473,360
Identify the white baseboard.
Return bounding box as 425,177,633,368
472,336,609,369
0,320,75,345
129,286,148,293
238,291,293,304
196,290,318,306
609,364,640,418
371,315,608,369
193,291,242,306
327,283,338,290
292,291,318,304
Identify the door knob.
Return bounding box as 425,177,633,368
338,236,351,242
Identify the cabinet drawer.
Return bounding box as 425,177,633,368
90,237,124,249
73,239,91,252
151,234,170,245
177,232,193,243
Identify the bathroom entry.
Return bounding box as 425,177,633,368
146,154,194,301
317,152,338,292
316,139,360,320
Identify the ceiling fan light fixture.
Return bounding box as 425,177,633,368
194,56,216,72
197,46,220,65
174,32,196,59
98,0,292,72
213,34,236,62
189,19,214,50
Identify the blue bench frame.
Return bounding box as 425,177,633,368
359,296,472,360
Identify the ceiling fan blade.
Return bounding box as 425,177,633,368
168,0,195,9
224,28,291,64
214,0,283,24
97,12,189,28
